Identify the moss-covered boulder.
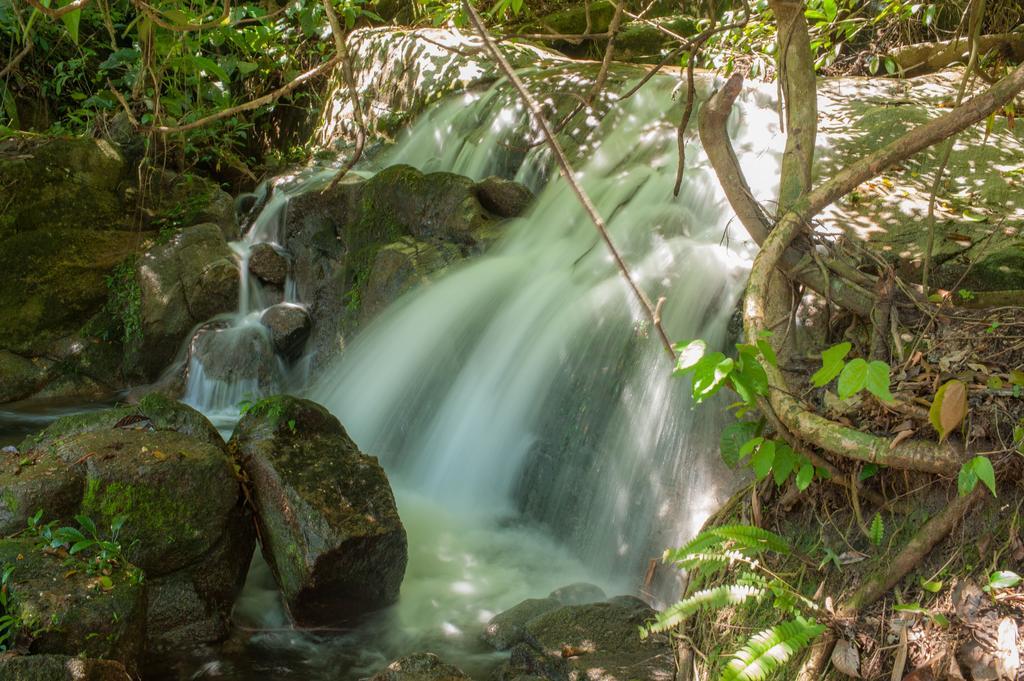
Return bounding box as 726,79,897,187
369,653,473,681
0,538,145,673
129,223,240,379
0,655,131,681
229,396,407,625
0,351,44,403
491,596,674,681
9,396,254,654
475,176,534,218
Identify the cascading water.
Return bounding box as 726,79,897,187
168,64,786,679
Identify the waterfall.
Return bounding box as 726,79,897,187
309,67,785,600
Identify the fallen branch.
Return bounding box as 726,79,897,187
892,32,1024,76
463,0,676,361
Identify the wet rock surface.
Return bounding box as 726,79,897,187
192,323,281,392
260,303,312,360
368,652,473,681
475,176,534,218
230,395,407,625
248,242,289,285
487,591,675,681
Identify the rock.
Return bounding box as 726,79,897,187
0,350,42,403
248,243,289,286
548,582,607,605
360,238,461,321
230,396,407,625
0,538,145,673
260,303,312,360
129,223,240,379
0,655,132,680
476,177,534,218
499,599,674,681
484,598,560,650
192,324,281,391
12,397,253,653
368,652,472,681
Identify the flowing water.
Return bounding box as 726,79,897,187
6,65,787,679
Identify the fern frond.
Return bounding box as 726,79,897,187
671,549,748,573
664,528,728,563
719,616,826,681
708,525,790,555
646,584,766,634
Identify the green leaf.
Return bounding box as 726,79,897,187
692,353,734,404
920,578,943,593
795,462,814,491
720,422,760,468
865,360,895,403
750,440,776,481
756,339,777,367
673,339,706,374
772,444,796,486
958,460,979,496
811,342,851,387
972,456,997,497
837,358,868,399
69,539,94,555
709,525,790,555
58,1,81,44
859,463,880,481
720,616,826,681
75,514,97,537
987,570,1022,590
869,512,884,546
822,0,837,21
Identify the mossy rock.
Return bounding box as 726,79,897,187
0,655,131,681
0,229,139,356
230,396,408,625
368,652,472,681
0,351,44,403
0,137,126,238
24,393,223,452
0,446,84,537
0,538,145,673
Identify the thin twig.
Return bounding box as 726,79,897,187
463,0,676,361
323,0,366,191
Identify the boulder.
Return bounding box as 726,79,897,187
548,582,607,605
368,652,472,681
493,598,674,681
0,656,132,681
361,238,461,321
0,538,146,673
230,396,407,625
483,598,560,650
260,303,312,360
476,176,534,218
191,323,282,391
130,223,240,379
0,351,43,403
11,397,254,653
248,243,289,286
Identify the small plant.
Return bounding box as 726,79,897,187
27,511,140,584
646,525,826,680
102,259,143,350
810,342,894,403
674,335,822,490
0,565,20,652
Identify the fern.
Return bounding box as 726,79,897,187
870,512,884,547
708,525,790,555
645,584,765,634
671,549,748,573
720,616,826,681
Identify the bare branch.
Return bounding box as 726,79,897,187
21,0,90,18
323,0,366,191
130,0,231,32
463,0,676,361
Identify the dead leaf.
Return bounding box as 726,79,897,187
929,379,967,441
831,638,860,678
890,428,916,449
838,551,868,565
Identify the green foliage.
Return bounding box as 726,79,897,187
27,509,140,583
984,570,1022,592
674,336,820,490
720,616,826,681
869,512,884,546
650,525,825,680
812,343,894,403
958,455,997,498
102,259,142,350
0,565,19,652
